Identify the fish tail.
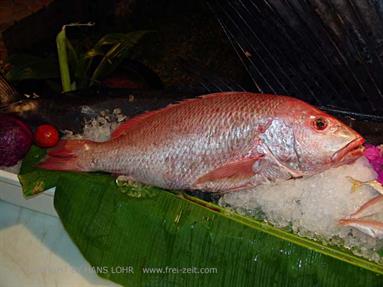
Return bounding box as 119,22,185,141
37,139,94,172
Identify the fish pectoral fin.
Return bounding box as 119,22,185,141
339,195,383,239
347,195,383,219
339,218,383,239
194,156,263,185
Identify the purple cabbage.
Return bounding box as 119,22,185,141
0,115,32,166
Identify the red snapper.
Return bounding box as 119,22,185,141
38,92,365,192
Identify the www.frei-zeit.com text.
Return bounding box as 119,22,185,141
95,266,218,274
34,266,218,275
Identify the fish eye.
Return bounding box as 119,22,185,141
313,117,328,131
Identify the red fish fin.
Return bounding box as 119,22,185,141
194,156,263,185
38,156,81,171
349,195,383,218
111,101,190,139
339,218,383,229
111,110,158,139
37,139,93,172
339,218,383,238
47,140,89,157
111,92,244,139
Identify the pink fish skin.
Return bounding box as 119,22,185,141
38,92,364,192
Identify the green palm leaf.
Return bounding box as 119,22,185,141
90,31,151,83
18,147,383,286
84,32,144,59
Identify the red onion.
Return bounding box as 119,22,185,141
0,115,33,166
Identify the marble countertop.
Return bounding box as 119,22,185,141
0,199,119,287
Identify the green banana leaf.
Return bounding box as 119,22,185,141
18,147,383,286
19,146,62,196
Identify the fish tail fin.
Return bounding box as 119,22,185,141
37,139,94,172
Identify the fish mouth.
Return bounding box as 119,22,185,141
331,136,365,163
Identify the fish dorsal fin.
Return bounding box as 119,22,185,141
111,108,169,139
111,92,243,139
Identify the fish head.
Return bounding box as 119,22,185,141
277,98,365,174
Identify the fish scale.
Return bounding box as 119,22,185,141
39,92,364,192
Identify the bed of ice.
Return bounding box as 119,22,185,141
219,157,383,262
63,107,127,142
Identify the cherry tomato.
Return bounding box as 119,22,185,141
34,124,60,148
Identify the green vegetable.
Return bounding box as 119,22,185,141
18,147,383,286
6,24,150,92
56,25,72,92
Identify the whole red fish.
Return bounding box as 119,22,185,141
38,92,365,192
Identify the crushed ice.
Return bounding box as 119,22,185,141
64,107,127,142
219,157,383,263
